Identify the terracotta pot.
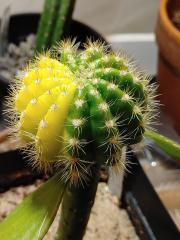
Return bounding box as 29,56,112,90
156,0,180,133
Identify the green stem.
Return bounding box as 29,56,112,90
51,0,76,46
55,163,101,240
145,129,180,161
0,174,66,240
35,0,60,52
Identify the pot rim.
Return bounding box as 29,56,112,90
160,0,180,41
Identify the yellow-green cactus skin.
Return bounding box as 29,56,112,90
8,40,157,183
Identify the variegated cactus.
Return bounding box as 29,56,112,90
7,40,158,239
9,41,156,182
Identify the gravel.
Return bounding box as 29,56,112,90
0,34,35,83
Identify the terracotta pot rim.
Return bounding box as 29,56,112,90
160,0,180,41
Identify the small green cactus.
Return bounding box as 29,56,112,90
6,40,159,239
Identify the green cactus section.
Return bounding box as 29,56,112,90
9,41,157,240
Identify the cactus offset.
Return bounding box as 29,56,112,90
8,40,157,240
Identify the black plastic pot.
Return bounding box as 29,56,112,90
121,154,179,240
0,13,107,191
8,14,107,47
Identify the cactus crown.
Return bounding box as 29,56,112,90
7,40,157,185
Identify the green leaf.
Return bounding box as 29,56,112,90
145,129,180,162
0,174,66,240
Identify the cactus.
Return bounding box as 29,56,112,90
7,40,158,240
51,0,76,46
9,40,156,178
1,40,179,240
35,0,60,51
35,0,76,52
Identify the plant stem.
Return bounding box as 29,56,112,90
0,174,66,240
55,163,101,240
35,0,60,52
145,129,180,161
51,0,76,46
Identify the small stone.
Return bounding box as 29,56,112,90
26,34,36,46
8,43,18,56
7,43,14,52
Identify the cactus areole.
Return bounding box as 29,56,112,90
9,40,157,183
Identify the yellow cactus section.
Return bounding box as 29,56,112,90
19,86,63,140
23,56,73,86
15,56,74,112
36,84,76,162
12,55,77,164
15,76,72,112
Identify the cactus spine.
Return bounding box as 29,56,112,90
35,0,76,52
8,40,157,240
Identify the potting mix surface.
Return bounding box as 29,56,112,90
0,181,139,240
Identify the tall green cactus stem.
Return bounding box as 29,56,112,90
35,0,60,52
51,0,76,46
35,0,76,52
8,41,158,240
